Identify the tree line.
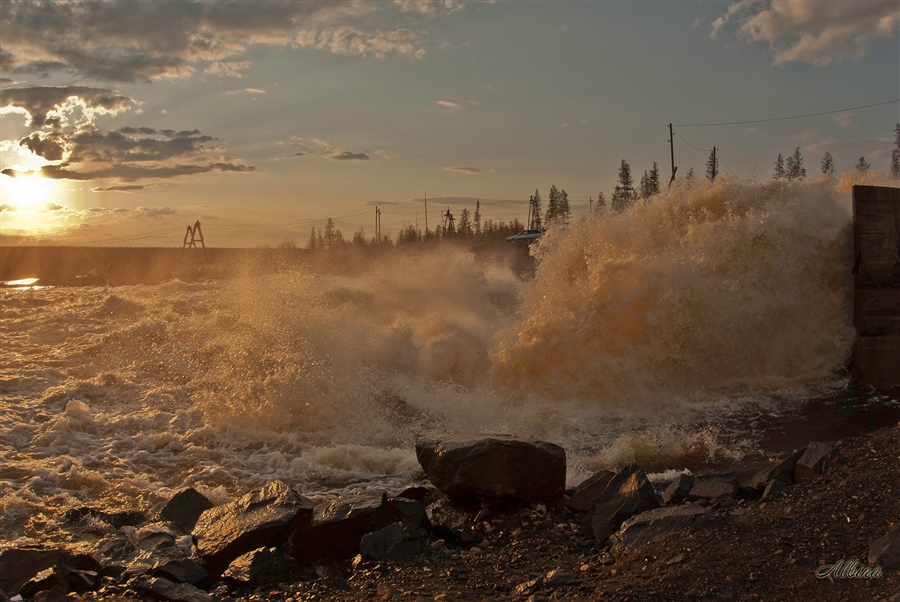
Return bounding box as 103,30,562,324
295,122,900,248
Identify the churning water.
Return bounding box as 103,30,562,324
2,174,898,549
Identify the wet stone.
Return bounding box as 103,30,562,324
222,547,300,587
794,442,834,483
566,470,616,513
360,522,427,561
662,474,694,505
159,488,214,532
587,464,660,542
748,449,805,490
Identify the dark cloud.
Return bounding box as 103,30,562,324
68,130,216,163
3,161,253,182
0,1,453,83
19,131,68,161
330,151,369,161
1,86,135,127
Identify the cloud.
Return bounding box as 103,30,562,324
91,184,149,193
557,25,569,33
0,1,463,82
743,127,764,138
205,60,252,78
711,1,899,65
134,206,178,218
433,99,479,112
226,88,266,95
444,166,482,174
832,112,858,129
330,151,369,161
0,86,136,128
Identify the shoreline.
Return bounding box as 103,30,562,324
4,422,898,602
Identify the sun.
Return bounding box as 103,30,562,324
1,174,60,209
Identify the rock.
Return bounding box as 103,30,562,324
425,495,479,547
127,531,207,586
415,435,566,503
134,577,212,602
515,576,544,596
360,522,426,561
544,569,579,587
19,568,69,600
587,464,660,542
794,442,833,483
610,504,712,552
386,497,429,532
0,549,104,598
32,585,67,602
762,479,791,501
64,507,147,530
192,480,313,579
566,470,616,512
748,449,805,489
290,494,396,561
869,528,900,570
159,489,214,531
661,474,694,505
687,476,736,501
222,547,299,586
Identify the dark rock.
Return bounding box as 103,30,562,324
386,497,429,532
424,495,479,546
515,576,544,596
19,568,69,599
688,476,736,501
395,486,430,502
566,470,616,512
192,480,313,579
662,474,694,505
222,547,300,586
794,442,833,483
587,464,660,542
544,569,579,587
0,548,103,597
762,479,791,501
64,507,147,530
290,493,395,561
748,449,805,489
159,489,214,531
360,522,426,561
610,504,711,552
415,434,566,503
869,528,900,570
33,585,68,602
134,577,212,602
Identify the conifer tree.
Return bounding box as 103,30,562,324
559,189,570,226
308,227,318,251
640,170,651,201
531,189,543,230
648,162,660,196
458,208,472,237
856,156,870,172
545,185,560,223
596,192,607,213
773,153,785,180
785,147,806,180
705,149,718,181
611,160,634,212
821,151,834,175
324,218,336,248
684,167,695,181
474,200,482,236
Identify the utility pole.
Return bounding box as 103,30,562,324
668,123,678,188
711,146,717,181
375,206,381,244
589,196,593,214
424,191,428,233
527,195,533,230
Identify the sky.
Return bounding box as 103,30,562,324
1,0,898,247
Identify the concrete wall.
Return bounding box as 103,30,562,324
852,185,900,388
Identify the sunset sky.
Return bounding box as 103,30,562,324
1,0,898,247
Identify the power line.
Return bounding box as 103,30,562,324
674,130,711,153
673,99,899,128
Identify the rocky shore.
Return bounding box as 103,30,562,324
2,424,898,602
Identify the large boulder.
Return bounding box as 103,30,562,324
748,449,805,490
415,435,566,503
611,504,712,552
566,470,616,512
192,480,313,579
586,464,660,542
0,548,103,598
661,474,694,505
159,488,214,532
289,494,396,561
222,547,300,586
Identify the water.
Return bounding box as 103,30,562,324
2,174,898,550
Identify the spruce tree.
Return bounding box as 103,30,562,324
324,217,336,248
596,192,606,213
773,153,785,180
458,208,471,237
559,189,570,226
611,160,634,212
785,147,806,180
545,185,560,223
532,189,543,230
705,149,718,181
856,156,870,172
648,162,660,196
474,200,482,236
308,227,318,251
821,151,834,175
640,170,651,201
684,167,695,181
